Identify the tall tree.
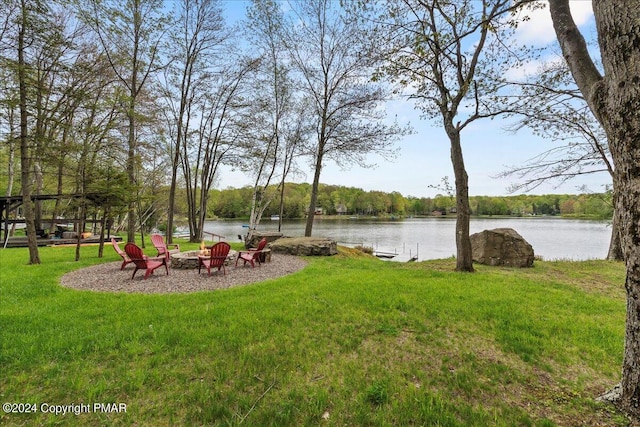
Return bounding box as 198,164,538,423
2,0,125,255
180,58,257,242
243,0,306,238
78,0,168,243
284,0,405,237
67,46,122,259
548,0,640,417
274,103,309,231
16,0,40,263
0,1,19,201
3,0,67,262
361,0,532,271
162,0,228,244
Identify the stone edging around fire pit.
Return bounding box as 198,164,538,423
170,250,237,269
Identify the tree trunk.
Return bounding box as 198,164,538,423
18,0,40,264
278,180,286,232
607,191,623,261
196,189,208,243
592,3,640,417
167,84,187,245
34,161,43,230
167,167,178,244
449,130,473,272
166,106,185,242
549,0,640,417
98,213,106,258
305,150,324,237
248,190,271,242
5,107,16,198
617,172,640,417
75,203,86,262
126,108,136,243
126,7,139,244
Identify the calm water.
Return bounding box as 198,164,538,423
204,217,612,261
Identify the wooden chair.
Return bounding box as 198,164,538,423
111,238,132,270
198,241,231,276
151,233,180,261
124,242,169,279
235,238,268,268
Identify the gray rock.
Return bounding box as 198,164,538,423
270,236,338,256
595,383,622,404
246,231,284,249
470,228,534,267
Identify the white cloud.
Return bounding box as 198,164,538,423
515,1,594,46
504,55,565,81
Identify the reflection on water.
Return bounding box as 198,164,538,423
204,217,611,261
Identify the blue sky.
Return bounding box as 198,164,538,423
216,1,605,198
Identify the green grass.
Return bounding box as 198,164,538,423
0,243,630,426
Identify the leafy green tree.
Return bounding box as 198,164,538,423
242,0,308,238
181,58,258,242
161,0,228,244
358,0,531,271
14,0,42,262
389,192,406,215
316,187,334,215
77,0,169,243
283,0,406,236
433,194,454,214
2,0,74,262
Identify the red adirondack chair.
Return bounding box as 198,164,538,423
111,238,132,270
151,234,180,260
198,241,231,276
235,238,268,268
124,242,169,279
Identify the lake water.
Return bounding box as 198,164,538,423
204,217,612,261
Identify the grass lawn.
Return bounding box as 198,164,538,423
0,242,631,426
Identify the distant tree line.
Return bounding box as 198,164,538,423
21,182,614,232
201,183,614,221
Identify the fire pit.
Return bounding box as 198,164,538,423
170,250,237,269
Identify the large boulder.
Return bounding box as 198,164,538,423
470,228,534,267
270,236,338,256
246,231,284,249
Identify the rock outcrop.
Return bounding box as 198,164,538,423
246,231,284,249
270,236,338,256
470,228,534,267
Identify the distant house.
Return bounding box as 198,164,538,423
336,204,348,215
305,206,324,215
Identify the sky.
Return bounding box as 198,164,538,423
215,1,604,198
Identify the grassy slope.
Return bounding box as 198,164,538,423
0,244,630,426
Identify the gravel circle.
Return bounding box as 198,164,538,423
60,254,307,294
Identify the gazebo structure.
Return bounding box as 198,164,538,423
0,193,108,248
